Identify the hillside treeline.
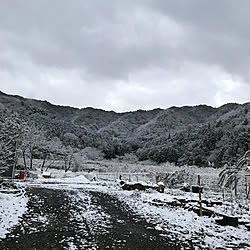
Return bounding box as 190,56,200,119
0,91,249,175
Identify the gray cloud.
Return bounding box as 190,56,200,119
0,0,250,111
147,0,250,78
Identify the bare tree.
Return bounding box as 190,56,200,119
62,146,77,172
18,123,47,170
219,150,250,196
39,137,62,172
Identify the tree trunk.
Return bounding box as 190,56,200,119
30,151,33,170
45,157,55,171
12,141,18,182
234,174,237,197
41,152,47,172
64,154,67,172
65,154,73,172
22,150,27,169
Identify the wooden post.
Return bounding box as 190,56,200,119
234,174,237,198
246,175,250,200
245,175,248,201
198,175,203,216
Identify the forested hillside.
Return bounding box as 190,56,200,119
0,91,249,170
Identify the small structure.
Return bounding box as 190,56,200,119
19,170,25,180
192,185,203,193
42,172,51,178
157,182,165,193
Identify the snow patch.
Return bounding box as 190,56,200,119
0,191,28,239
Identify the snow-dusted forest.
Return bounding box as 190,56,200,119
0,91,250,174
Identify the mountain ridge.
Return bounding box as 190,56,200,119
0,90,249,167
1,90,241,113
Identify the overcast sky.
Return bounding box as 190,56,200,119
0,0,250,112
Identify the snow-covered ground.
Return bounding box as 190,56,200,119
67,173,250,249
3,169,249,249
0,189,28,239
107,189,250,249
66,191,112,249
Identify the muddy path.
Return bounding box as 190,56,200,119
0,187,195,249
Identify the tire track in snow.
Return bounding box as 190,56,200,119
0,187,194,250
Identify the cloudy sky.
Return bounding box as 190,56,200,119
0,0,250,112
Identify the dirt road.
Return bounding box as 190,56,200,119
0,187,194,250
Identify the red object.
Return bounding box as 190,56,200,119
20,171,25,179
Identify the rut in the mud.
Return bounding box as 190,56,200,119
86,191,190,250
0,188,195,250
0,188,95,250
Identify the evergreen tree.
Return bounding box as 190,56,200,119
0,111,21,177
